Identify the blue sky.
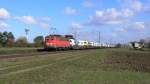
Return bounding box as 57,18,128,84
0,0,150,43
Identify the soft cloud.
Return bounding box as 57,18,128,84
88,8,131,26
130,0,143,12
122,9,134,17
115,28,127,33
129,22,146,31
114,22,147,33
64,7,77,15
39,22,50,29
119,0,150,13
144,6,150,12
82,1,94,8
111,33,118,38
40,16,51,22
0,21,8,28
0,8,10,20
14,16,52,29
71,22,83,29
15,16,37,25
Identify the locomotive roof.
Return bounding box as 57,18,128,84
65,35,73,37
65,35,74,39
45,34,62,37
46,34,74,38
45,34,70,41
49,34,62,36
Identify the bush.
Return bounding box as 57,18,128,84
115,43,121,48
148,42,150,48
15,37,28,47
34,36,44,47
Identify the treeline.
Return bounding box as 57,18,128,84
116,39,150,48
139,39,150,48
0,31,44,48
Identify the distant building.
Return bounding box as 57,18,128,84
129,41,144,49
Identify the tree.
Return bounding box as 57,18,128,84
139,39,146,44
34,36,44,47
1,31,8,47
0,31,15,47
115,43,121,48
7,32,15,47
15,37,28,47
148,40,150,48
0,32,3,47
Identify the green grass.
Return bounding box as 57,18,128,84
0,48,39,55
0,48,150,84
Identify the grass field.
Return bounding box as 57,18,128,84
0,48,150,84
0,48,38,55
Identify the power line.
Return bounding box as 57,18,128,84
25,25,30,40
98,31,101,43
50,27,56,35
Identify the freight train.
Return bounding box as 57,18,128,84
44,34,112,50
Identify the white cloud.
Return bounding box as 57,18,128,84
111,33,118,38
122,9,134,17
14,15,52,29
71,22,83,29
0,8,10,29
119,0,150,14
130,0,143,12
40,16,51,22
131,22,145,31
0,21,8,28
119,0,144,12
64,7,77,15
0,8,52,29
121,22,146,32
114,22,147,33
39,22,50,29
0,8,10,20
95,11,104,17
15,16,37,25
82,1,94,8
115,28,127,32
86,0,149,27
88,8,131,25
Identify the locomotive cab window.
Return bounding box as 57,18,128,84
51,38,54,40
69,40,72,42
46,38,49,41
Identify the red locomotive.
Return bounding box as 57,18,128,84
44,35,74,50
